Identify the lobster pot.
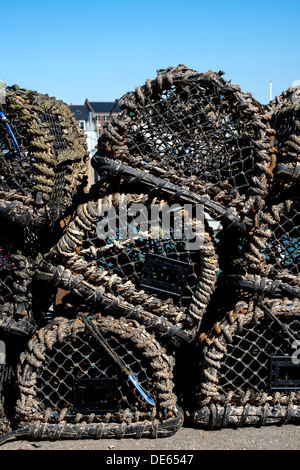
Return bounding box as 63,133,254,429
268,86,300,187
15,315,183,439
0,224,39,336
223,174,299,305
226,198,299,289
0,85,88,225
190,298,300,428
94,64,275,224
47,191,219,338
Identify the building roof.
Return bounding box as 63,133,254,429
69,104,90,121
87,100,121,114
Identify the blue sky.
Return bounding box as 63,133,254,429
0,0,299,105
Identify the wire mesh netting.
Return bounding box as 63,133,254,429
218,197,300,294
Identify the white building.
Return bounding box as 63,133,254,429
69,103,98,158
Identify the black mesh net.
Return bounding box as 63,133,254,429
214,312,300,402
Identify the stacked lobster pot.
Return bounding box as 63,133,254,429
0,84,89,333
0,84,89,440
0,84,182,443
188,83,300,427
44,63,270,341
87,65,300,428
57,63,299,430
12,193,184,441
1,65,300,445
